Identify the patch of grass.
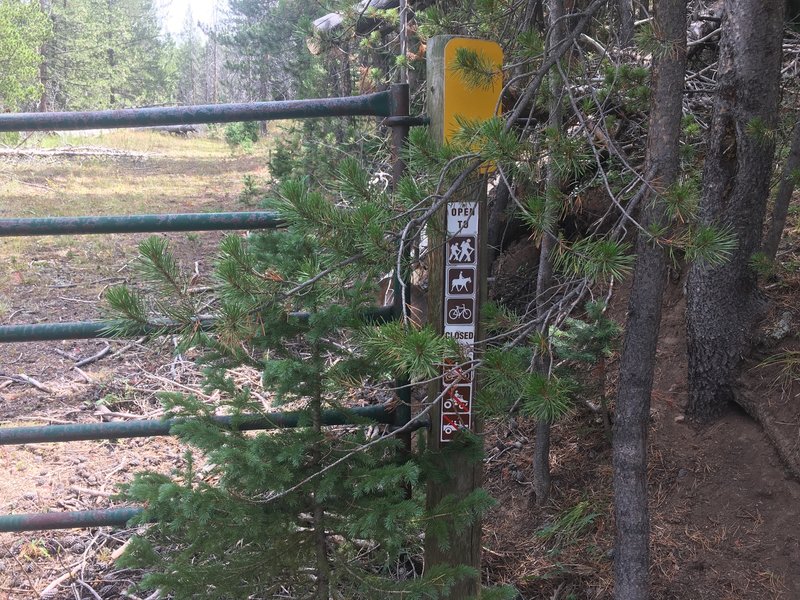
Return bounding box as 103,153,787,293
0,130,271,269
537,501,601,555
33,129,274,160
18,540,51,560
757,350,800,390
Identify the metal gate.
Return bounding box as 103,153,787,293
0,84,421,532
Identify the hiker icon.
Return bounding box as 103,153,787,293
447,236,476,264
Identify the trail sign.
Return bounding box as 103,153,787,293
441,194,480,439
432,37,503,443
440,39,504,145
424,36,503,600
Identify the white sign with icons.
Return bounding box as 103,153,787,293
441,200,480,442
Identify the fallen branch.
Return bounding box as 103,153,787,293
141,372,210,398
75,580,103,600
54,349,81,361
69,486,114,498
108,336,148,360
75,344,111,368
40,564,81,599
110,538,133,561
94,406,161,420
73,366,94,383
0,373,53,393
0,147,153,159
55,336,145,371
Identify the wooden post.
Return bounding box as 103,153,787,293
424,36,502,598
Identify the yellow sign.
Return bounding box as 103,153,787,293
442,38,504,145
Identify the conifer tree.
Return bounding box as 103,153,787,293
40,0,176,110
0,0,50,111
108,156,514,599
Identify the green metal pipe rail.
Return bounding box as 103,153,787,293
0,211,283,237
0,91,394,132
0,405,396,445
0,320,192,343
0,508,144,533
0,86,416,533
0,407,429,532
0,305,395,343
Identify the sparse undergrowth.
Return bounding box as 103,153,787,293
0,133,798,599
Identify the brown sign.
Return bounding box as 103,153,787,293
441,412,471,441
447,267,475,295
443,385,471,412
445,298,474,325
447,236,477,265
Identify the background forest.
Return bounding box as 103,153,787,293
1,0,800,599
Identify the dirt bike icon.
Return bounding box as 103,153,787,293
443,389,469,412
448,303,472,321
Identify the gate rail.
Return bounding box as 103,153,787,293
0,84,417,533
0,92,394,132
0,211,283,237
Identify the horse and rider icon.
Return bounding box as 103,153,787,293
447,267,475,295
447,236,476,264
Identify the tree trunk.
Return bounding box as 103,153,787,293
763,119,800,261
613,1,686,598
38,0,50,113
686,0,784,422
487,177,511,264
617,0,634,46
310,345,331,600
532,0,566,506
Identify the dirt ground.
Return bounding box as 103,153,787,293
483,272,800,599
0,131,270,599
1,131,799,599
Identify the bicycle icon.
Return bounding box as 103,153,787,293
448,303,472,321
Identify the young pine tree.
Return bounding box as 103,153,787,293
108,159,512,599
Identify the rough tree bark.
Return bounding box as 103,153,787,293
763,118,800,261
532,0,566,506
38,0,50,112
617,0,634,46
686,0,785,422
613,0,686,598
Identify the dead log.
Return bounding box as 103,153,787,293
149,124,197,136
312,0,399,37
0,147,152,159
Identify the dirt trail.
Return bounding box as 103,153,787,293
646,283,800,599
482,277,800,599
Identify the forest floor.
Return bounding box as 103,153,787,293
484,223,800,598
0,132,798,599
0,130,271,599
